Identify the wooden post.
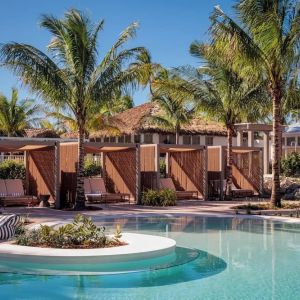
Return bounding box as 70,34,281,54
203,147,208,201
154,144,160,190
54,142,61,209
259,148,264,196
219,146,225,200
135,144,141,204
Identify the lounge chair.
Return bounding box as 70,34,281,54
84,177,130,203
0,214,21,240
0,179,38,207
223,180,254,198
160,178,199,199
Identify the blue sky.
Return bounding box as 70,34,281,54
0,0,233,105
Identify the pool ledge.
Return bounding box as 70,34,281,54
0,233,176,264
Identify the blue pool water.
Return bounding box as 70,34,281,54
1,215,300,299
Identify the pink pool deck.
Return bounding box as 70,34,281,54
2,200,299,224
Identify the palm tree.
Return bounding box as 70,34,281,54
148,70,194,144
0,9,149,210
209,1,300,207
177,43,270,197
0,88,40,136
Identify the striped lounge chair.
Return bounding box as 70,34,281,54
0,214,21,240
84,178,130,203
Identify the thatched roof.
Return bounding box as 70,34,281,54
60,131,79,139
90,102,227,137
24,128,60,138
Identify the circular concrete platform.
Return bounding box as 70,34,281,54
0,233,176,265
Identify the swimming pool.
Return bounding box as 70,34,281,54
1,215,300,299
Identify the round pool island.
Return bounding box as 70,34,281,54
0,233,181,275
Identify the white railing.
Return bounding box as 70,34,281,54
85,154,101,166
0,155,25,164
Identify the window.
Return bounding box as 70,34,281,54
298,137,300,146
104,136,109,143
183,135,191,145
159,134,168,144
192,136,200,145
134,135,140,143
109,136,116,143
205,136,214,146
118,136,124,143
168,134,176,144
144,133,153,144
287,137,296,146
125,135,131,143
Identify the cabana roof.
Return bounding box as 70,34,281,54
24,128,60,138
90,102,227,138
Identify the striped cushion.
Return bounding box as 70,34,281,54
0,214,21,240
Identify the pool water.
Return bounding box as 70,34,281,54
1,215,300,299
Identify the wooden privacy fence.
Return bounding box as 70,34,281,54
207,146,263,199
140,144,207,200
60,142,140,206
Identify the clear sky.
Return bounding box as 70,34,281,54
0,0,233,105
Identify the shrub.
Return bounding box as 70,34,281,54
15,214,125,249
160,159,166,178
0,160,25,179
83,160,102,177
281,152,300,177
141,188,176,206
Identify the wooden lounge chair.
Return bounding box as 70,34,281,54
84,178,130,203
0,214,21,240
160,178,199,199
0,179,38,207
223,180,254,198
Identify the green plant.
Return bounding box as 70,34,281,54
83,160,102,177
0,160,25,179
15,214,124,249
141,188,176,206
281,152,300,177
160,159,166,178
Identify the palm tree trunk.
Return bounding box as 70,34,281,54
74,125,86,210
270,83,282,208
225,126,233,199
175,125,180,144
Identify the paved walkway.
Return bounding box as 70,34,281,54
0,200,265,223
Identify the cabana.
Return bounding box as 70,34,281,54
140,144,208,200
0,137,60,207
60,142,140,206
207,146,263,199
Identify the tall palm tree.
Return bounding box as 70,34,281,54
209,1,300,207
0,9,149,210
148,70,194,144
0,88,40,136
180,43,270,197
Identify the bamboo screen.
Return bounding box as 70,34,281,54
169,149,205,197
104,148,136,199
27,148,56,200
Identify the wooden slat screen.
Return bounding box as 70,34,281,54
104,149,136,199
207,147,221,171
27,148,55,200
60,143,78,205
169,149,205,197
140,145,158,191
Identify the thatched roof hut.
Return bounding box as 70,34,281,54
90,102,227,138
24,128,60,138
